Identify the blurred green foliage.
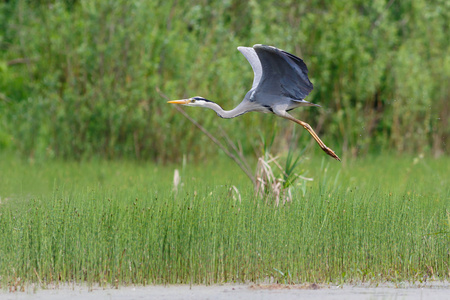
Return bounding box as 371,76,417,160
0,0,448,161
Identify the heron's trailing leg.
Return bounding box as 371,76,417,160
282,113,341,161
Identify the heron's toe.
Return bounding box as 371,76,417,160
323,146,341,162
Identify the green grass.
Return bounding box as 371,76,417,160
0,154,449,288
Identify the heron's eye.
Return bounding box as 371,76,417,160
191,99,196,103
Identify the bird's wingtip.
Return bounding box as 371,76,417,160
237,46,254,52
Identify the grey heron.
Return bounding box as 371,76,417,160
168,44,340,161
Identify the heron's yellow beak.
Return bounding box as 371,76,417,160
167,99,191,104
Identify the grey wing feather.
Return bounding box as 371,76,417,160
237,46,262,90
253,44,313,100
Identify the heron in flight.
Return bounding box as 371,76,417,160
168,44,340,161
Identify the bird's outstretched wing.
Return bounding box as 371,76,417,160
237,46,262,90
252,44,313,100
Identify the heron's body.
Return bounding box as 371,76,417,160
168,44,340,161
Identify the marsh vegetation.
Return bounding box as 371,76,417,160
1,154,448,288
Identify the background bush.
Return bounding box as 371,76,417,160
0,0,448,161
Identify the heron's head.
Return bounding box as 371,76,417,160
167,96,213,107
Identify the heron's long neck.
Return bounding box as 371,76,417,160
203,101,250,119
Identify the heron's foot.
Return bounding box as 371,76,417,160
322,146,341,161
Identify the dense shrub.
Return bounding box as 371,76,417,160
0,0,448,161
